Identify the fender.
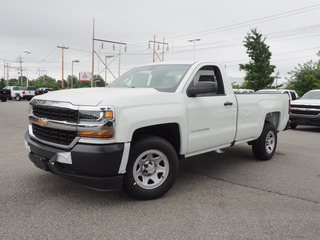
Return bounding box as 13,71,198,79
115,102,188,155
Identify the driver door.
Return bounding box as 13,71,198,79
185,65,237,155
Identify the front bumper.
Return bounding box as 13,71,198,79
25,131,124,191
290,113,320,126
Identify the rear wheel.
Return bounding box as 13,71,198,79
252,122,277,161
1,98,7,102
15,95,21,101
124,136,178,200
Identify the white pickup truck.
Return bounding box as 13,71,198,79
4,86,36,101
290,89,320,128
25,62,290,199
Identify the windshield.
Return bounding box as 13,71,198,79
301,91,320,99
108,64,191,92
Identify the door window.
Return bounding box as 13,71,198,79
188,65,225,96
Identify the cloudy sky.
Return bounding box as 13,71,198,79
1,0,320,84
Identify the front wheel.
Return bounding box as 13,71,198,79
252,122,277,161
124,136,178,200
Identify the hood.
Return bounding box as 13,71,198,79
33,87,179,106
291,98,320,106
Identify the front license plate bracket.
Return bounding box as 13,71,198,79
33,154,48,171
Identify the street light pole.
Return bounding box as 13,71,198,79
24,50,31,87
105,55,114,87
188,39,201,60
71,60,80,89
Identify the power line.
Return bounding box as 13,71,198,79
167,3,320,41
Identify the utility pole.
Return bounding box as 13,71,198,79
149,35,169,63
105,55,114,87
118,42,121,77
57,45,69,89
3,60,5,82
94,38,126,77
273,74,281,87
92,18,95,88
162,37,165,61
24,50,31,87
3,62,11,86
17,56,23,87
6,63,11,85
153,35,156,63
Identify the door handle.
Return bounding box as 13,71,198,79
224,101,233,106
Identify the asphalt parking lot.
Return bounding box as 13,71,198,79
1,100,320,240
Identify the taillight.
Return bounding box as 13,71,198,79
289,99,291,114
37,91,39,94
23,91,25,94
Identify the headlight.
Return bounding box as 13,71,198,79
79,110,103,121
78,107,114,122
77,106,115,138
29,103,33,115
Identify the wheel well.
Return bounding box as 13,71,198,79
132,123,180,154
265,112,280,129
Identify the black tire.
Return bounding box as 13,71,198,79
1,98,7,102
15,95,21,101
290,123,297,129
252,122,277,161
123,136,178,200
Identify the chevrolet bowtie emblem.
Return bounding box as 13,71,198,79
38,119,47,126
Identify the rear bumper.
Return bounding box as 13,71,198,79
0,94,10,99
284,120,291,130
290,113,320,126
25,131,124,191
23,94,34,99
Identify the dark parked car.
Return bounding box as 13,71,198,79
0,88,11,102
35,88,54,96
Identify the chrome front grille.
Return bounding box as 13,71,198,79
291,105,320,109
33,105,79,122
291,104,320,116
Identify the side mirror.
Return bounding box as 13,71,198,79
187,81,217,97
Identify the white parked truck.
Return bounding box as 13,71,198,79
25,62,290,199
4,86,36,101
290,89,320,128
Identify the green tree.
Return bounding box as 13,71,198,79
286,52,320,96
93,75,105,87
29,75,60,90
0,78,5,89
239,28,276,91
67,75,79,88
8,78,19,86
73,79,91,88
